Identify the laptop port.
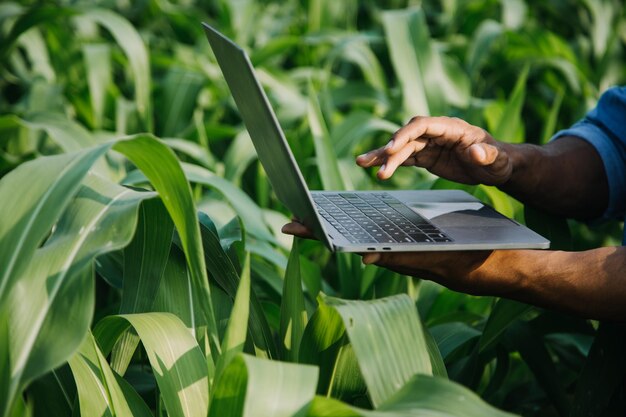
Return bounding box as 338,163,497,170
383,247,391,250
367,247,375,251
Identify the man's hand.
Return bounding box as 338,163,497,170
282,220,498,295
361,251,497,295
356,116,514,185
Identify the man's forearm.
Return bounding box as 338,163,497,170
499,137,609,220
482,247,626,320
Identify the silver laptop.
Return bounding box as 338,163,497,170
202,23,549,252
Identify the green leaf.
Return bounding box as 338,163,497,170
82,9,152,130
378,374,518,416
504,322,570,416
95,313,209,417
479,299,532,353
299,300,347,394
308,374,517,416
153,245,195,328
166,138,216,171
331,112,399,158
82,43,112,130
0,6,74,61
158,67,204,137
1,172,154,415
112,198,174,375
490,65,529,144
324,294,432,407
178,163,274,242
21,113,98,152
540,86,565,144
215,253,251,382
209,354,318,417
68,332,152,417
120,198,174,315
382,7,469,118
198,213,276,359
431,322,481,360
308,83,345,191
422,326,449,378
466,20,503,78
113,135,220,361
382,8,431,117
280,238,308,362
0,145,108,306
570,323,626,417
26,367,76,417
223,131,257,184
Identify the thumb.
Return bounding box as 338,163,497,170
467,143,498,166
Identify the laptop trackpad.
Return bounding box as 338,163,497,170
407,202,516,228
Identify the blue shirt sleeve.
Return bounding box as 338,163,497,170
551,86,626,221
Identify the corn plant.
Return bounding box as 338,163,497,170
1,0,625,416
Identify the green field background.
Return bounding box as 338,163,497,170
1,1,625,416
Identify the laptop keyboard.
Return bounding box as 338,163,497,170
313,193,452,244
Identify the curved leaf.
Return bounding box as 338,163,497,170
210,354,318,417
280,238,307,362
1,170,154,415
82,9,152,129
95,313,209,417
114,135,220,361
0,145,109,306
68,332,152,417
324,294,432,407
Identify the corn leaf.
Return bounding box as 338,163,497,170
96,313,210,417
82,43,111,130
0,145,108,308
198,213,276,359
383,7,469,118
279,238,308,362
113,135,220,361
215,253,251,382
479,299,532,353
308,373,518,416
68,332,152,417
81,9,152,130
111,198,174,375
570,323,626,417
2,173,154,412
308,84,345,191
490,65,529,144
209,354,318,417
324,294,432,407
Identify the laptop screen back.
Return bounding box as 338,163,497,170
202,23,330,247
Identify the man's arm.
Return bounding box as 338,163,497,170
499,136,608,220
356,117,609,220
361,247,626,321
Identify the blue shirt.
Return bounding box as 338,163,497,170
552,86,626,243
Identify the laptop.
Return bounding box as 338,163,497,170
202,23,549,252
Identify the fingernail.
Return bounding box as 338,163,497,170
379,164,386,172
384,140,394,150
357,153,367,159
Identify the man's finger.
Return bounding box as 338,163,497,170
281,222,315,238
386,116,468,154
467,143,498,166
378,139,428,179
356,147,387,167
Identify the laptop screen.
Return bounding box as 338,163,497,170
202,23,330,247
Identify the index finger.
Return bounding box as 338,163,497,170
385,116,474,154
